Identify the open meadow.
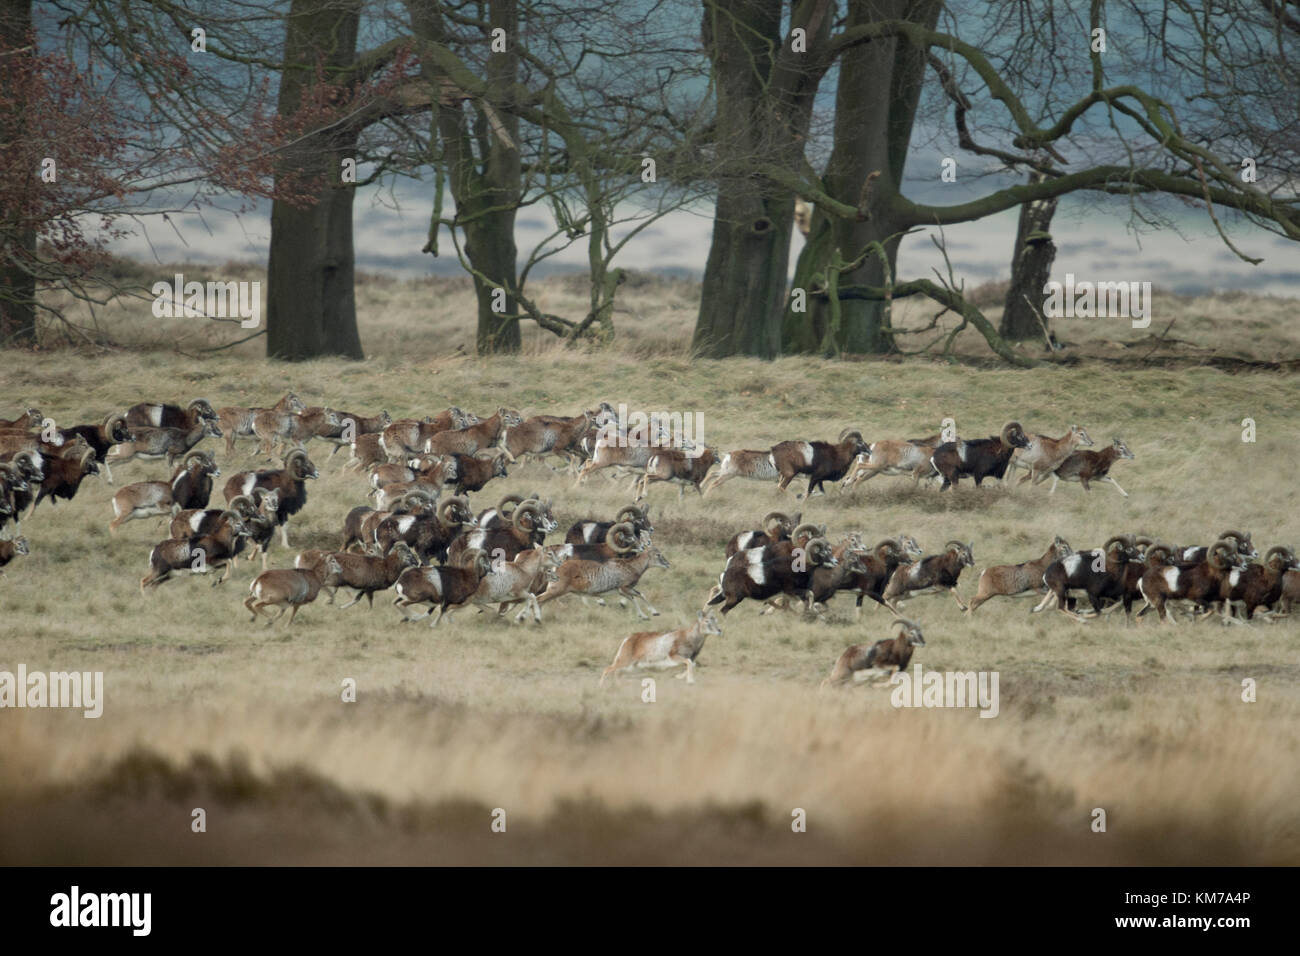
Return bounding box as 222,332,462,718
1,272,1298,865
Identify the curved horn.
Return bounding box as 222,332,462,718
183,450,206,468
495,493,524,516
284,448,309,466
762,511,793,532
1000,422,1023,444
228,495,254,514
1133,535,1154,548
1103,534,1132,554
103,410,127,429
513,498,542,531
607,521,637,554
945,539,966,553
80,447,96,468
1207,540,1235,570
615,505,644,523
791,523,821,546
838,427,862,442
1144,543,1173,563
891,618,920,632
440,495,470,522
1264,546,1291,568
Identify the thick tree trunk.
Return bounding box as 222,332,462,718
785,215,902,355
418,0,522,354
464,208,521,354
1000,171,1058,342
694,190,796,358
265,0,364,361
0,0,36,347
470,0,521,354
784,0,940,355
692,0,829,358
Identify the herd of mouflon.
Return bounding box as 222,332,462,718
2,396,1288,689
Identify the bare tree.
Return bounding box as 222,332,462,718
699,0,1300,361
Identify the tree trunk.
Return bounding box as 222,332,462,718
463,207,521,354
786,214,902,355
470,0,521,354
265,0,364,361
1000,170,1058,342
0,0,36,347
784,0,940,355
692,0,830,358
694,188,796,358
411,0,523,355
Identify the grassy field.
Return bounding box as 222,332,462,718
1,272,1299,864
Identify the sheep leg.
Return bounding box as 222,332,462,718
534,583,567,606
629,587,659,616
279,523,290,548
680,657,697,684
949,587,968,612
626,590,655,621
1104,476,1129,497
512,594,542,624
621,586,654,618
338,589,364,609
1056,605,1090,622
397,604,431,623
599,661,627,686
1048,475,1059,494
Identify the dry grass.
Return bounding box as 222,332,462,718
1,269,1299,864
36,259,1300,366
